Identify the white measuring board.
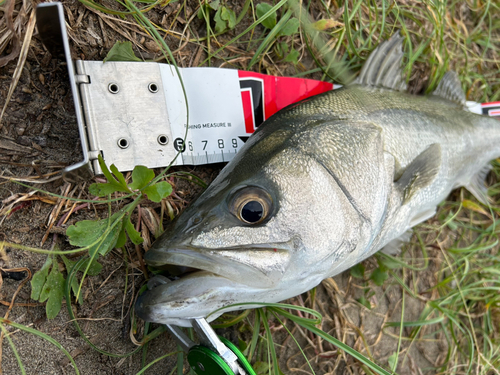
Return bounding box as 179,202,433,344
161,66,246,165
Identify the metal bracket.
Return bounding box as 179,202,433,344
36,3,93,182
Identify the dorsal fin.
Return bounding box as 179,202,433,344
354,32,407,91
432,71,466,106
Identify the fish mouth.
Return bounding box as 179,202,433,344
144,243,292,289
136,243,293,326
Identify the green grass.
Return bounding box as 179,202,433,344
2,0,500,373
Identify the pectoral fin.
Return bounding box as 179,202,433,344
381,230,413,255
409,208,436,227
396,144,442,205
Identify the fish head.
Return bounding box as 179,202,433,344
135,124,376,327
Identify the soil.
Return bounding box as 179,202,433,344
0,1,498,374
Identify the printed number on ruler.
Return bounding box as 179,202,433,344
173,128,246,165
192,138,240,151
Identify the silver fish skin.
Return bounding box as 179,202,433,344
135,35,500,327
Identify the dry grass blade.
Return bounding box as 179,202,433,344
140,206,162,239
0,190,47,226
41,182,72,246
0,0,21,67
79,7,145,50
0,137,32,153
0,7,35,128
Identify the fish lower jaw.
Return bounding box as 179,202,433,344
135,271,274,327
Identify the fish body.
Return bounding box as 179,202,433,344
135,35,500,327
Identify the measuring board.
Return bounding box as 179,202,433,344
73,60,335,175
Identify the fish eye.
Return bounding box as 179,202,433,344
241,200,264,223
229,187,273,224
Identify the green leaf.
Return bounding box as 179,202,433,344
125,216,143,245
277,42,289,57
104,41,141,63
89,182,123,197
283,49,299,64
197,6,206,19
253,361,270,374
31,257,52,300
81,258,103,276
155,181,172,198
97,154,115,184
213,7,227,33
116,225,127,249
62,256,103,305
91,155,130,195
447,221,458,230
350,263,365,279
66,211,125,256
67,217,110,247
208,0,220,11
128,165,155,190
311,19,342,31
256,3,277,30
61,256,83,304
238,338,248,352
220,6,236,29
110,164,128,188
143,181,172,203
61,256,103,277
95,218,124,256
388,352,398,370
377,254,402,270
39,264,65,319
370,267,388,286
46,277,65,319
357,295,371,310
278,17,299,36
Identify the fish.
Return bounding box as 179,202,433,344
135,34,500,327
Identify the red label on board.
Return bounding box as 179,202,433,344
482,102,500,117
240,89,255,133
238,71,333,133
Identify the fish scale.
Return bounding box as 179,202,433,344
135,34,500,327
